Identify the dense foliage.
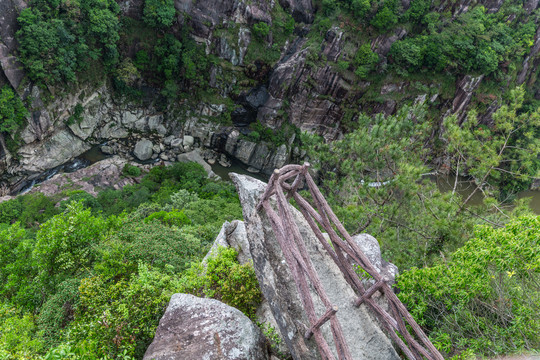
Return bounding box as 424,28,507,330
398,216,540,356
17,0,120,84
0,162,258,359
0,87,28,134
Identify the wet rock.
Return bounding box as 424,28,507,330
101,145,114,155
143,293,269,360
17,129,91,174
219,153,232,167
133,139,153,161
231,174,400,360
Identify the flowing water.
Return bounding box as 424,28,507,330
432,174,540,215
18,145,110,194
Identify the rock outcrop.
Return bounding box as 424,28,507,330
143,293,269,360
231,173,400,360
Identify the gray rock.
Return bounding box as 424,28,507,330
234,139,257,165
170,138,183,148
231,174,400,360
133,139,153,161
156,124,168,135
177,149,220,179
163,135,175,145
183,135,195,147
152,144,161,154
101,145,115,155
351,234,398,285
143,293,269,360
0,44,25,90
204,220,291,357
17,130,91,174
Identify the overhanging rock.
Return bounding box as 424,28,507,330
231,173,400,360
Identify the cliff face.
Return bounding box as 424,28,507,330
1,0,539,193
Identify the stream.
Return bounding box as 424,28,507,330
17,148,540,215
18,145,110,195
433,174,540,215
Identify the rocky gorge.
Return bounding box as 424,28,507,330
2,0,540,195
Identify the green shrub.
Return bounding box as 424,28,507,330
37,279,81,348
0,198,23,224
253,22,270,40
0,223,31,300
248,130,261,142
169,189,200,209
177,247,262,319
18,193,59,228
122,163,142,177
143,0,176,28
398,216,540,356
145,209,191,227
370,7,398,31
66,103,84,126
34,201,120,295
59,191,102,213
101,219,201,273
67,264,175,358
0,86,28,134
0,304,44,358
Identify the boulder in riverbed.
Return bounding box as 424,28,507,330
133,139,153,161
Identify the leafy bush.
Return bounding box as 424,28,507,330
0,223,33,302
0,198,23,224
102,219,201,273
0,86,28,134
370,7,398,31
143,0,176,28
34,202,120,295
37,279,81,348
67,264,175,358
16,0,120,84
398,216,540,356
144,209,191,227
59,191,102,213
170,189,200,209
65,103,84,126
122,163,142,178
0,304,43,358
178,247,262,319
353,44,379,78
253,22,270,40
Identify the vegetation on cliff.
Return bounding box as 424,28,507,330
0,162,261,359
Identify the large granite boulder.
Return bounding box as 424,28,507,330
133,139,153,161
231,173,400,360
143,293,269,360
